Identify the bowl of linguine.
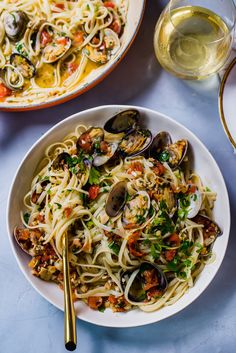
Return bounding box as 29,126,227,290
7,105,230,327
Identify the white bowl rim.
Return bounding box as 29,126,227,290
0,1,146,111
6,104,230,327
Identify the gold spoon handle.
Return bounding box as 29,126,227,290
62,235,77,351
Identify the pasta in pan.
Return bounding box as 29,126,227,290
14,110,222,313
0,0,128,104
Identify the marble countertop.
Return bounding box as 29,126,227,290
1,1,236,352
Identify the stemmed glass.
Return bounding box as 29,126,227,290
154,0,236,80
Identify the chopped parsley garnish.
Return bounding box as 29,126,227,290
70,166,78,175
205,186,211,192
55,202,62,209
166,257,180,272
108,241,120,255
196,242,204,253
98,306,105,313
183,259,192,267
89,167,101,185
150,243,162,260
86,220,94,229
151,210,175,236
42,176,50,182
94,141,100,153
158,150,170,162
180,240,193,255
80,192,88,206
16,42,23,53
159,200,168,211
15,42,29,57
148,204,155,217
177,193,191,220
178,271,187,279
136,214,146,224
143,238,151,246
23,212,30,224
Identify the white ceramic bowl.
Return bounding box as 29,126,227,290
7,105,230,327
0,1,145,111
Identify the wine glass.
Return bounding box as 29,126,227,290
154,0,236,80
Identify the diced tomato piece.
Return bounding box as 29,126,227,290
104,1,115,8
41,30,52,47
88,185,100,200
64,207,72,218
73,31,84,45
57,37,67,45
68,62,78,75
17,228,30,241
91,37,100,45
168,233,180,247
41,254,50,263
153,161,166,176
165,249,176,262
188,184,197,194
128,162,143,174
87,296,103,310
78,133,92,153
0,82,11,98
147,287,163,299
124,223,137,230
108,295,117,304
143,269,159,291
37,214,45,222
110,19,121,34
100,141,109,153
57,3,64,9
52,3,65,13
128,232,143,257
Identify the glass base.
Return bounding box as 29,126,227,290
182,73,221,96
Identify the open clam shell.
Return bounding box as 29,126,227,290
119,129,152,158
4,11,29,41
104,109,139,134
105,181,127,218
121,262,168,303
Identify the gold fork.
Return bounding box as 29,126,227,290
62,234,77,351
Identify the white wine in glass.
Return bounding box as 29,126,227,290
154,0,236,80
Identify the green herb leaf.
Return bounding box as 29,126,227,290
55,202,62,209
178,271,187,279
86,220,94,229
98,306,105,313
23,212,30,224
158,150,170,162
150,243,162,260
167,257,180,272
136,214,146,225
143,238,151,246
108,241,120,255
180,240,193,254
183,259,192,267
89,167,101,185
151,210,175,236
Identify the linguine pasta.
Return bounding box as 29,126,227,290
0,0,128,104
15,120,219,313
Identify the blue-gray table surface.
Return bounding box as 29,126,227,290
1,1,236,353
